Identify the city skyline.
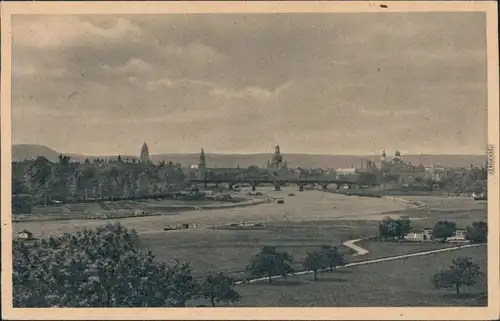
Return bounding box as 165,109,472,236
12,12,488,156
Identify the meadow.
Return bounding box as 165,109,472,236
222,246,488,307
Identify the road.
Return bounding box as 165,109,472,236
235,243,485,284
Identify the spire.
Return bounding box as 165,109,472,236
140,142,150,163
199,148,206,169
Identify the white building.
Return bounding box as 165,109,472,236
17,230,34,240
424,166,447,182
404,228,469,243
447,229,469,243
335,168,358,180
404,228,433,242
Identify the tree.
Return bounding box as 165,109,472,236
432,220,457,243
377,216,412,241
432,256,483,295
319,245,345,272
465,221,487,243
200,272,241,307
397,216,412,239
303,251,324,280
377,217,400,240
246,246,293,283
13,223,197,307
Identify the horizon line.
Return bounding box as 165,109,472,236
12,143,487,157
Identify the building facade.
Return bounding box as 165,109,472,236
379,149,425,182
267,145,287,170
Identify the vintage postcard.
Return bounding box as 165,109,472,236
1,1,499,320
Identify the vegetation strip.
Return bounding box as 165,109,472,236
235,243,485,285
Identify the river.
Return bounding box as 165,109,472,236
12,186,411,236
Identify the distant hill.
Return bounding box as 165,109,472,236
12,144,486,169
12,144,68,162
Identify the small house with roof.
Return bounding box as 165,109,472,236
17,230,34,240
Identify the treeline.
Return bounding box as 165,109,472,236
379,164,487,194
13,223,346,307
377,216,487,244
12,156,292,212
12,156,188,209
426,165,487,194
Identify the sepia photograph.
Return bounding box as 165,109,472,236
1,1,499,320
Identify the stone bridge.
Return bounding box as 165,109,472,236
188,175,376,191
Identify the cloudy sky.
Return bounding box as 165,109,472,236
11,12,487,155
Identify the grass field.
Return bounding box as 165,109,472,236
210,246,488,307
139,220,370,277
351,239,458,262
139,219,466,278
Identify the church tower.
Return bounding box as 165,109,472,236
140,142,150,163
380,149,387,176
271,144,283,169
199,148,206,169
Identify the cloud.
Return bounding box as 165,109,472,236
164,43,228,64
101,58,154,75
147,77,213,91
13,16,142,49
210,82,292,101
10,12,488,155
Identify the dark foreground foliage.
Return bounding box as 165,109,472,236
13,223,202,307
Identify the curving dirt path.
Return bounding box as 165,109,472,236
342,238,369,256
235,243,485,284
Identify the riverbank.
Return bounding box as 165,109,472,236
13,194,270,223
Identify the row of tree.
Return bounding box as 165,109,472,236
246,245,345,283
12,156,188,208
441,166,488,195
12,156,299,212
377,216,487,244
379,164,487,194
13,223,346,307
